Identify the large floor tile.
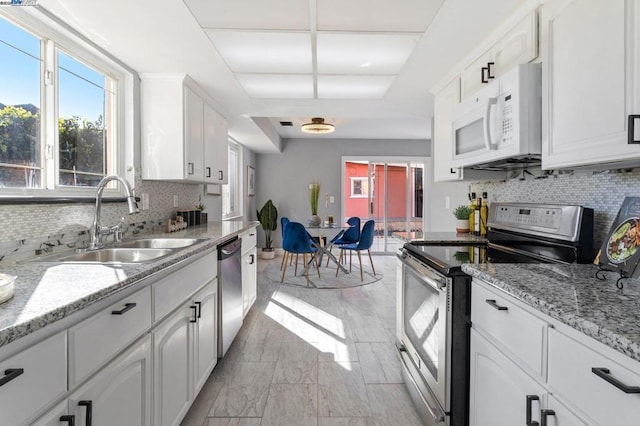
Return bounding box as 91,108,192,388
356,342,403,384
208,362,275,417
205,419,262,426
261,383,317,426
366,384,424,426
318,418,373,426
318,362,371,417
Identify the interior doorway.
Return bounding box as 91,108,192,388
341,157,426,254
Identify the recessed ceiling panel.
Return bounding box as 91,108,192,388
184,0,310,30
317,75,395,99
206,31,312,73
237,74,314,99
317,33,421,75
317,0,445,32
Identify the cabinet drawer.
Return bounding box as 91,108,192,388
0,332,66,425
548,328,640,425
154,251,217,322
69,286,151,386
240,228,257,255
471,281,547,378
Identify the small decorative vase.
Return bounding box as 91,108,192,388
308,214,321,227
456,219,470,234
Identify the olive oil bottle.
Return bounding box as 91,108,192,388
469,193,476,234
480,192,489,236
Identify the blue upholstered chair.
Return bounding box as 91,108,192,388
326,216,361,266
336,219,376,281
281,221,320,286
280,217,291,270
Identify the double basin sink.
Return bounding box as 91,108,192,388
34,238,207,264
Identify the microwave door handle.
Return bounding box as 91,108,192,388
483,97,498,150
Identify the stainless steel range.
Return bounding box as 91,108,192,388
396,203,594,426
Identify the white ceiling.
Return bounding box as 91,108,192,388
39,0,528,153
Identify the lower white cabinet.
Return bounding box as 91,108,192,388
32,401,68,426
546,395,587,426
470,329,546,426
153,279,218,426
242,246,257,317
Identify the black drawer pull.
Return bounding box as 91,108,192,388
0,368,24,387
206,166,211,178
487,62,495,79
540,409,555,426
111,302,137,315
78,400,92,426
188,162,194,175
526,394,540,426
195,301,202,318
629,115,640,144
249,254,255,265
592,367,640,393
485,299,508,311
218,170,224,180
190,305,198,323
60,415,76,426
450,168,457,174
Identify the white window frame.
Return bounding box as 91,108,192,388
222,138,242,220
0,8,134,198
350,176,369,198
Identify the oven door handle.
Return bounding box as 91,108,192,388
398,254,447,291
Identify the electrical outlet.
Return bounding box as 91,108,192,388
445,196,450,209
329,196,335,203
173,195,178,208
141,193,150,211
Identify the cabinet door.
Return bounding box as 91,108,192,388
215,113,229,184
541,0,640,169
470,330,546,426
242,246,257,317
153,303,194,426
433,78,463,182
203,102,218,184
193,281,218,395
546,395,588,426
31,401,69,426
68,336,151,426
184,85,204,182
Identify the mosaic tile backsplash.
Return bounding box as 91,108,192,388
0,178,204,263
469,168,640,248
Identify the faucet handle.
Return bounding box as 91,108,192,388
113,218,126,242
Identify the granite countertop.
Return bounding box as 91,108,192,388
462,262,640,363
394,231,487,244
0,220,259,349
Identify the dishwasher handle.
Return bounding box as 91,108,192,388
218,237,242,259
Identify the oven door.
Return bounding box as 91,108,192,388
398,252,451,412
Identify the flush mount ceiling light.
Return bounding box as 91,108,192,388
301,117,335,134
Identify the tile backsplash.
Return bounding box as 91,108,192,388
0,178,204,262
470,168,640,248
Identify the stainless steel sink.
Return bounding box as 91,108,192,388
36,248,175,264
116,238,206,249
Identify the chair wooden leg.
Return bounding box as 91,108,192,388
303,253,310,286
280,252,288,282
357,250,363,281
313,253,321,278
368,249,376,276
349,250,353,272
325,247,332,267
294,253,299,276
336,250,342,277
280,250,287,271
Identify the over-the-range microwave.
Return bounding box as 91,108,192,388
451,63,541,170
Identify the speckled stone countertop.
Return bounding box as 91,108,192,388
0,220,259,349
394,231,487,244
462,263,640,363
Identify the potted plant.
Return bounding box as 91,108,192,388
308,181,321,226
453,205,472,233
257,199,278,259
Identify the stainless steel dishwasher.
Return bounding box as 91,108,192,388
217,237,243,357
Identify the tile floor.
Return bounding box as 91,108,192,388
181,254,424,426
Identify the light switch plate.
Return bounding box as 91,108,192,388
173,195,178,208
141,193,149,210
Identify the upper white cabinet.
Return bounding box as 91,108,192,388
433,78,464,182
540,0,640,170
461,11,538,101
141,74,228,183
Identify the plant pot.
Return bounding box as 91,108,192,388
261,248,275,260
308,214,321,227
455,219,470,233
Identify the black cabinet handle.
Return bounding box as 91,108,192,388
59,415,76,426
486,299,508,311
0,368,24,387
195,301,202,318
188,162,194,175
592,367,640,393
487,62,495,79
526,395,540,426
540,409,555,426
190,305,198,323
218,170,224,181
78,400,92,426
206,167,211,178
481,66,489,83
111,302,136,315
249,254,255,265
450,168,457,174
629,115,640,144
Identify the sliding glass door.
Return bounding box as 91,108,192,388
342,157,425,254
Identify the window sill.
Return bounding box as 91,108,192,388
0,196,140,205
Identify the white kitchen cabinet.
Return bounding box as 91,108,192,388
153,278,218,426
433,78,463,182
242,246,257,317
67,335,151,426
32,401,69,426
204,102,229,184
0,331,67,426
540,0,640,170
461,11,538,101
141,74,228,183
546,395,587,426
470,329,547,426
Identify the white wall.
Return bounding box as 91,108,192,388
424,158,471,232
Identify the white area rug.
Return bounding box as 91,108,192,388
263,261,382,288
